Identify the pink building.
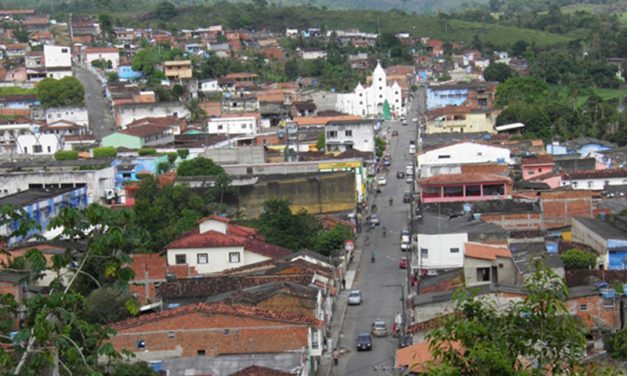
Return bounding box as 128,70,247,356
419,173,512,204
521,155,554,181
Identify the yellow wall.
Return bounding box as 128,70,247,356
426,112,495,134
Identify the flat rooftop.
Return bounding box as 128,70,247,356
0,187,81,207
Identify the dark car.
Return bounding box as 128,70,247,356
397,171,405,179
356,333,373,351
398,334,414,348
403,192,412,203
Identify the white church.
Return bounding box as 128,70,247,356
336,61,403,118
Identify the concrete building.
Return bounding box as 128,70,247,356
562,169,627,190
114,102,189,128
84,47,120,69
425,107,498,134
199,79,220,93
45,107,89,127
335,61,403,118
463,242,515,287
324,119,375,154
426,81,496,110
417,142,511,178
207,113,260,136
16,133,61,155
101,125,175,149
163,60,192,80
166,216,292,275
43,45,72,79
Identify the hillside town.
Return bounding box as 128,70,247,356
0,3,627,376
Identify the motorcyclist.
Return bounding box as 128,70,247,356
371,250,376,263
389,197,394,206
382,226,387,237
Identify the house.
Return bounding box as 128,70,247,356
108,303,323,376
547,137,615,157
128,254,197,304
199,78,221,93
125,116,186,135
521,154,555,181
290,101,317,118
163,60,192,80
396,340,462,374
419,173,512,204
424,38,444,57
324,119,375,154
298,48,327,60
207,113,260,136
426,81,496,110
509,242,564,282
335,61,403,118
463,242,515,287
425,106,498,134
84,47,120,69
16,133,62,155
117,66,143,81
0,187,88,244
101,124,175,149
25,51,46,81
416,212,507,272
43,45,72,79
165,216,292,275
417,142,511,178
114,102,189,128
572,217,627,270
561,169,627,190
220,95,259,113
45,107,89,127
2,43,28,59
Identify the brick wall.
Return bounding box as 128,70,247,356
540,191,593,228
480,212,543,230
567,295,621,330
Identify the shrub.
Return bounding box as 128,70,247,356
138,148,157,156
176,148,189,160
93,146,117,158
54,150,79,161
607,329,627,359
167,152,178,164
560,248,596,270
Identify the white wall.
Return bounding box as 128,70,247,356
118,103,189,128
418,142,511,168
199,219,227,234
167,246,270,274
85,52,120,69
325,122,375,153
16,133,60,155
45,107,89,127
47,69,73,80
565,177,627,190
44,45,72,68
207,116,258,135
416,233,468,269
200,80,220,92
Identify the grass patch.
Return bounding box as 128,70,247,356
0,87,36,96
620,12,627,24
554,85,627,106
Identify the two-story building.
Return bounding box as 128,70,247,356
572,217,627,270
425,106,498,134
426,81,496,110
324,119,375,154
521,154,555,181
417,142,511,178
43,45,72,79
562,169,627,190
163,60,193,80
206,113,260,136
419,173,512,204
84,47,120,69
45,107,89,127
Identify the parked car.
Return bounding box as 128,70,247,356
371,319,388,337
377,175,387,186
356,333,373,351
397,171,405,179
398,334,414,348
399,257,408,269
369,213,380,226
403,192,412,203
348,290,363,305
401,242,411,251
392,130,399,136
406,176,414,184
402,120,408,126
383,158,391,167
405,165,413,175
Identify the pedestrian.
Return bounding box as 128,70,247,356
332,349,339,366
342,278,346,290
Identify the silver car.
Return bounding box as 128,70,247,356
348,290,363,305
371,319,388,337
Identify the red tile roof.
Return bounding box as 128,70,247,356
419,173,511,186
228,366,292,376
565,168,627,180
464,242,511,260
167,229,247,249
521,154,554,166
111,302,323,330
244,239,292,259
129,254,196,281
396,340,462,373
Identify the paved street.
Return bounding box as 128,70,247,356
74,64,115,140
334,91,425,376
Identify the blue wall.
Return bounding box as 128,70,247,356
112,157,167,188
118,66,143,80
427,88,469,110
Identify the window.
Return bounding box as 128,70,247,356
379,77,382,82
217,125,223,130
33,145,42,153
450,247,459,253
175,254,186,265
527,169,535,175
573,182,578,188
538,168,543,173
47,146,51,153
345,130,352,136
197,350,206,356
61,48,68,53
438,155,450,159
359,101,363,105
241,123,247,129
588,181,593,188
477,267,490,282
229,252,240,263
136,340,146,349
167,331,176,338
197,253,208,264
420,248,428,259
579,304,588,311
379,94,383,99
604,299,615,308
327,131,337,138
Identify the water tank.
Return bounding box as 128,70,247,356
148,361,162,372
600,288,616,299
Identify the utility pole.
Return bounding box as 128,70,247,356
382,284,406,337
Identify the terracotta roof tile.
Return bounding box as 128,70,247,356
565,168,627,180
228,366,292,376
464,242,511,260
292,115,363,127
166,229,246,249
419,173,511,185
244,239,292,259
396,340,462,373
521,154,554,166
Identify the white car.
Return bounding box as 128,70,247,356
377,175,387,185
405,165,414,175
348,290,363,305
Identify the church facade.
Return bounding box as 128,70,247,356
335,61,403,118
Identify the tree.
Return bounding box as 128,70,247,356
157,161,170,174
375,137,386,157
98,13,114,40
171,84,184,99
495,76,549,107
177,157,225,177
138,148,157,156
284,58,300,80
93,146,117,158
257,199,321,251
37,77,85,109
107,71,119,83
84,287,136,324
177,149,189,160
12,24,30,43
184,99,207,124
0,205,140,374
511,40,528,57
427,262,586,375
54,150,79,160
167,152,178,165
560,248,596,270
483,62,516,83
313,224,353,256
316,133,325,152
156,1,177,21
607,328,627,360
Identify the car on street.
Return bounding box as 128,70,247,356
403,192,412,203
377,175,387,185
400,230,410,243
402,120,408,126
398,334,414,348
369,213,380,226
383,158,391,166
412,118,418,123
356,333,373,351
348,290,363,305
392,130,399,136
397,171,405,179
399,257,408,269
371,319,388,337
406,176,414,184
405,165,413,175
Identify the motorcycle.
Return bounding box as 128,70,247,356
371,253,376,263
382,227,387,237
389,198,394,206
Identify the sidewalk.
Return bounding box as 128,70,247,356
317,214,369,376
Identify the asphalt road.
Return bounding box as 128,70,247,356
336,91,425,376
74,64,115,140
